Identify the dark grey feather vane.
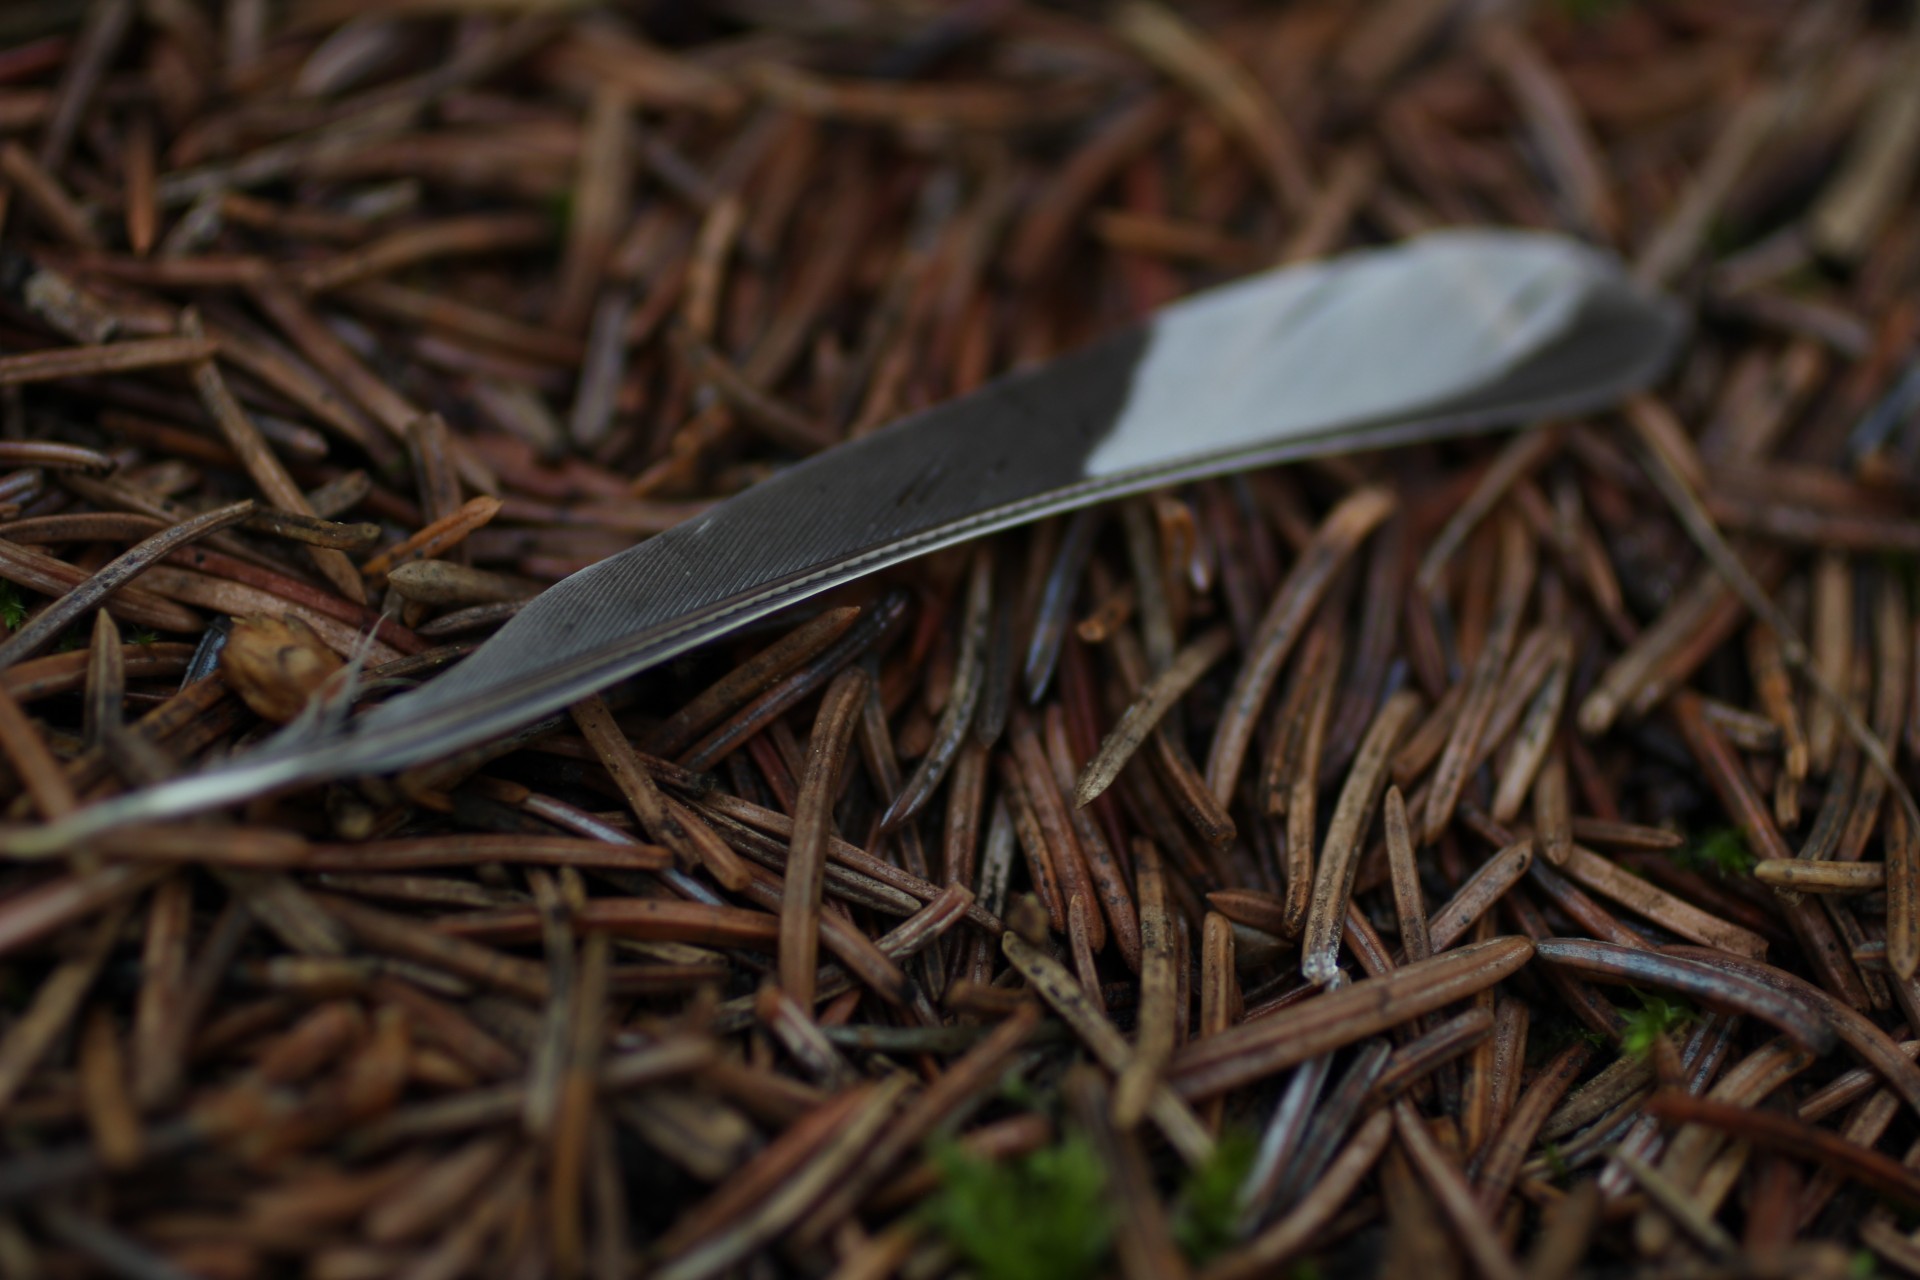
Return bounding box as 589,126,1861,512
28,229,1684,846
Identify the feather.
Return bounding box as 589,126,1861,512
19,229,1683,849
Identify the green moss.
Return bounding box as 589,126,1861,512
1173,1128,1258,1264
0,583,26,631
1677,828,1753,879
1618,990,1696,1060
995,1071,1041,1110
922,1134,1113,1280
